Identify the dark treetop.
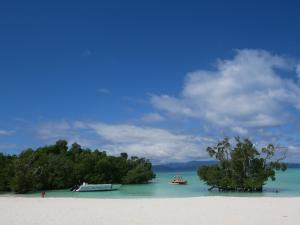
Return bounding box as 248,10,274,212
0,140,155,194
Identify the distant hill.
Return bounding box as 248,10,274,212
287,163,300,168
153,160,216,171
153,160,300,171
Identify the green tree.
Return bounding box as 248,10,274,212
1,140,156,193
0,153,16,192
11,149,36,193
122,158,155,184
198,137,287,192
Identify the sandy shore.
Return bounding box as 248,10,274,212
0,197,299,225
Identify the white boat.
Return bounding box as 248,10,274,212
75,182,121,192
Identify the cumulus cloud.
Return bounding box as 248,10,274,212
151,49,300,131
86,123,213,162
36,121,213,163
31,49,300,162
140,113,164,123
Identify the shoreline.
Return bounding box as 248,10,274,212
1,197,299,225
1,194,300,199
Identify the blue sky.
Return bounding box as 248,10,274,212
1,0,300,163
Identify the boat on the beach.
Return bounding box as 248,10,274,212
169,175,188,185
74,182,122,192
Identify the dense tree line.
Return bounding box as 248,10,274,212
198,137,287,192
0,140,155,193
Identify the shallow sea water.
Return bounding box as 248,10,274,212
20,168,300,198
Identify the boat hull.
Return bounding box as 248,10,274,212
170,182,188,185
75,184,121,192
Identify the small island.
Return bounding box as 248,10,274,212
198,137,287,192
0,140,155,194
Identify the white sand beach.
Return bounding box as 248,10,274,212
0,197,299,225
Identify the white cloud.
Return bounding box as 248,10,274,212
0,144,17,152
37,121,95,147
37,121,71,140
152,49,300,130
151,95,194,117
231,126,248,135
86,123,211,162
287,145,300,153
140,113,164,123
0,130,15,136
31,49,300,162
36,121,213,163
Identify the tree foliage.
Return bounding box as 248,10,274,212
0,153,16,192
0,140,155,193
198,137,287,192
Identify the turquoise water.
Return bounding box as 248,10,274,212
17,168,300,198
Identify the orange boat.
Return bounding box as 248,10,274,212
170,175,188,185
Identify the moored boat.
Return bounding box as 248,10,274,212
169,175,188,185
74,182,122,192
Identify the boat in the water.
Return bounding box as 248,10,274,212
74,182,122,192
169,175,188,185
